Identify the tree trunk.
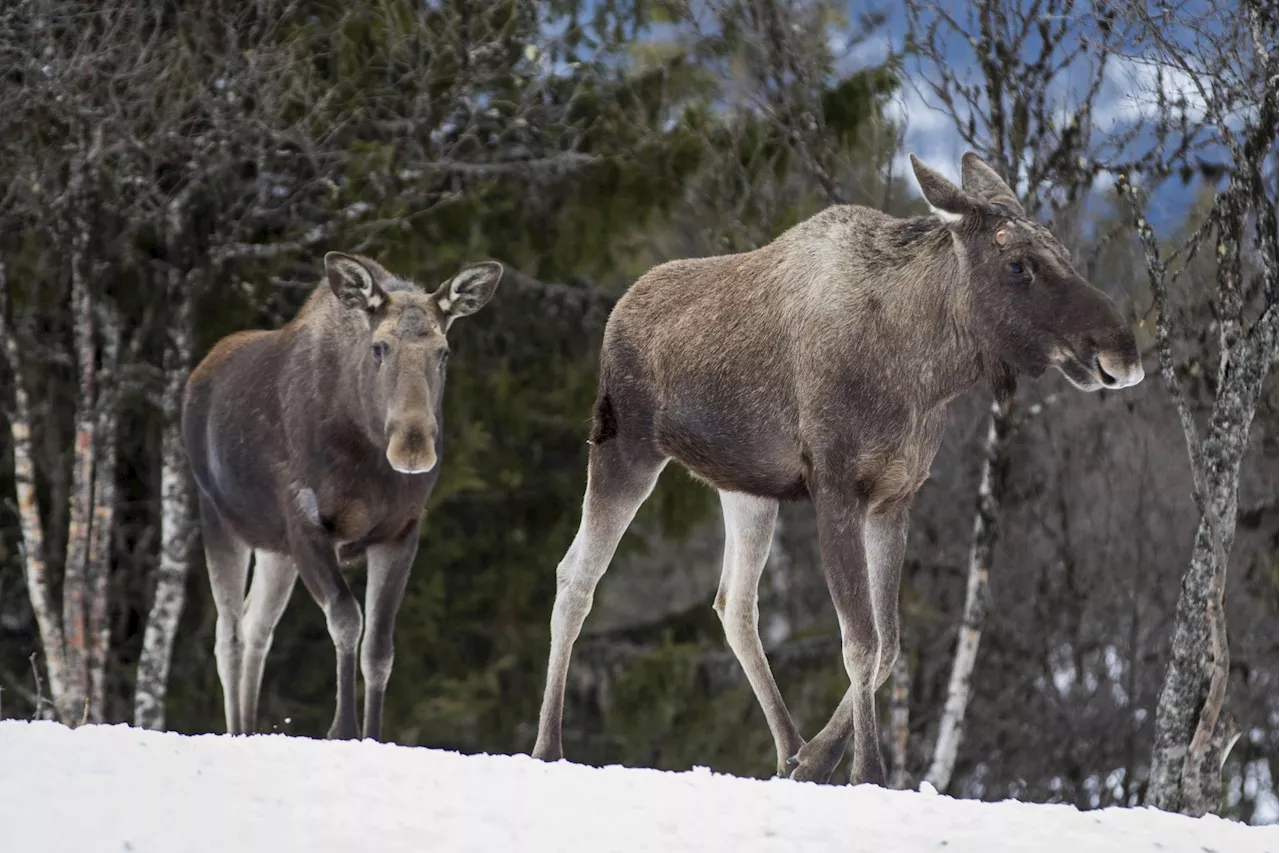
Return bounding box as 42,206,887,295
86,302,121,723
0,262,68,721
1147,305,1276,815
134,278,196,731
60,220,97,727
925,397,1014,792
61,128,106,725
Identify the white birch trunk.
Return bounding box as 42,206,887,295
133,273,195,731
925,397,1013,792
0,262,68,720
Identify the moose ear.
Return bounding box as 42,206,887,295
960,152,1025,216
435,261,503,326
325,252,388,313
910,154,977,223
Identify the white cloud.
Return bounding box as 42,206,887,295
1095,56,1209,127
831,33,892,77
893,79,958,138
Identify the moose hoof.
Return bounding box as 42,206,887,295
530,741,563,763
786,742,844,784
326,721,359,740
847,759,887,788
776,739,807,777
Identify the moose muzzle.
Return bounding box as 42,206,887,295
386,418,438,474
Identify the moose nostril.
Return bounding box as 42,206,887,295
1096,358,1118,386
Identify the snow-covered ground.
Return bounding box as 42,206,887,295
0,721,1272,853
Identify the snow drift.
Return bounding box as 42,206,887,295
0,720,1272,853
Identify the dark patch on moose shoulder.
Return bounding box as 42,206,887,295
861,217,943,278
890,216,940,249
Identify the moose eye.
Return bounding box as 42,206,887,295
1009,262,1025,276
371,341,388,367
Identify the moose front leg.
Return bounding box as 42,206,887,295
787,483,886,785
788,502,910,783
866,502,909,689
361,520,421,741
291,528,363,740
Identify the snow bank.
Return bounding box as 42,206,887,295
0,721,1272,853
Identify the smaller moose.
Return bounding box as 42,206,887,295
182,252,502,740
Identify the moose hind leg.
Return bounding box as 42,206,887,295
714,491,804,776
200,495,251,735
238,550,297,734
532,441,666,761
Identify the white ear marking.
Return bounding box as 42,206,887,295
335,258,373,290
930,205,964,224
436,263,501,319
327,254,386,312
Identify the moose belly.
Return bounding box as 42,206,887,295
654,400,809,501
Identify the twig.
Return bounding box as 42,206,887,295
28,652,47,721
1114,173,1210,511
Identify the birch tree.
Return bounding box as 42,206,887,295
0,201,110,726
132,195,198,730
0,1,122,724
1114,0,1277,816
0,262,67,722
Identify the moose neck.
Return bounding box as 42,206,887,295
850,217,985,410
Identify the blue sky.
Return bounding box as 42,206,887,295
829,2,1222,233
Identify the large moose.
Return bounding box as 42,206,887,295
182,252,502,740
531,152,1144,784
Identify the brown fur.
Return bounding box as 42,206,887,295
187,330,271,386
182,252,502,740
531,152,1143,784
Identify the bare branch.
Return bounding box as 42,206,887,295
1115,173,1209,505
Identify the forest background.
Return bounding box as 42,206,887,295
0,0,1274,824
